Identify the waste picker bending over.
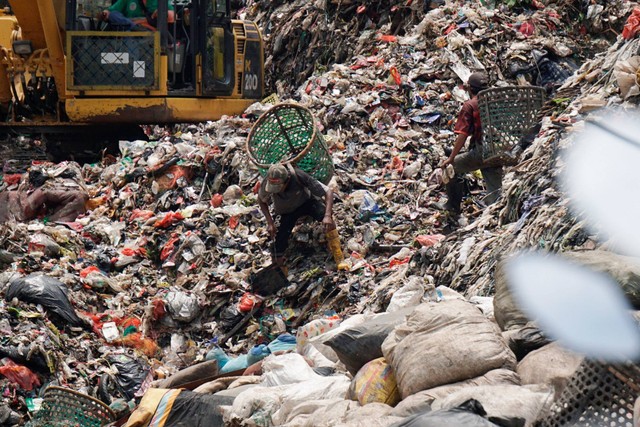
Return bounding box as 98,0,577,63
257,163,348,270
439,72,504,213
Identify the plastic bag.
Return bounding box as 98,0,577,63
219,305,244,332
164,291,200,323
0,359,40,391
325,309,412,375
391,399,501,427
359,192,382,221
267,334,297,353
348,358,401,406
153,211,184,229
261,353,319,387
623,7,640,40
296,316,341,348
5,274,84,327
387,277,426,313
107,354,151,400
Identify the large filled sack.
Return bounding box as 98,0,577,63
493,262,530,331
325,308,413,375
223,374,351,425
347,358,401,406
125,389,233,427
382,300,516,398
564,250,640,308
391,369,520,418
516,343,583,398
391,399,501,427
431,384,554,427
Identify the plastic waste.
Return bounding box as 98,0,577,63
267,333,297,353
0,359,40,391
206,344,230,369
326,229,349,270
164,291,200,323
220,344,270,374
4,274,84,327
102,354,151,401
359,192,382,221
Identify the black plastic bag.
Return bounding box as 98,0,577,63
324,308,412,375
392,399,520,427
4,275,83,327
0,345,50,374
219,304,244,332
102,354,150,402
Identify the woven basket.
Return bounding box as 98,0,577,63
31,386,116,427
246,103,334,184
477,86,545,166
535,360,640,427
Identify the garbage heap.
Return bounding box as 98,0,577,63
0,0,638,425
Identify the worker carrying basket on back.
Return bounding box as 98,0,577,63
247,103,348,271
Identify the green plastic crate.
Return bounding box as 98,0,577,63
246,103,334,184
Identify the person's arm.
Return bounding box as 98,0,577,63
257,189,276,238
321,187,335,232
296,169,336,232
440,132,467,168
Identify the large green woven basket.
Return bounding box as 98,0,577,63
478,86,545,166
246,103,334,184
31,386,115,427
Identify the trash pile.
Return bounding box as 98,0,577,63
0,0,638,425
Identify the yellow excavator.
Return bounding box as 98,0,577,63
0,0,264,155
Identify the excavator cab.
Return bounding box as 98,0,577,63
0,0,263,131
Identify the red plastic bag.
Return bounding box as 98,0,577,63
80,266,101,278
130,209,154,221
623,8,640,40
3,174,22,186
519,21,535,37
229,216,239,230
389,256,411,268
238,293,261,313
379,34,397,43
153,211,184,228
160,235,180,261
210,193,224,208
0,360,40,391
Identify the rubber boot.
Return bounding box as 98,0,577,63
325,228,349,271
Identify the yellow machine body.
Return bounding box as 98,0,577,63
0,0,264,129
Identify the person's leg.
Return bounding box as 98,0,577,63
107,10,137,30
445,150,484,212
272,207,306,266
481,166,504,205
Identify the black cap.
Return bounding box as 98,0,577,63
468,72,489,91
